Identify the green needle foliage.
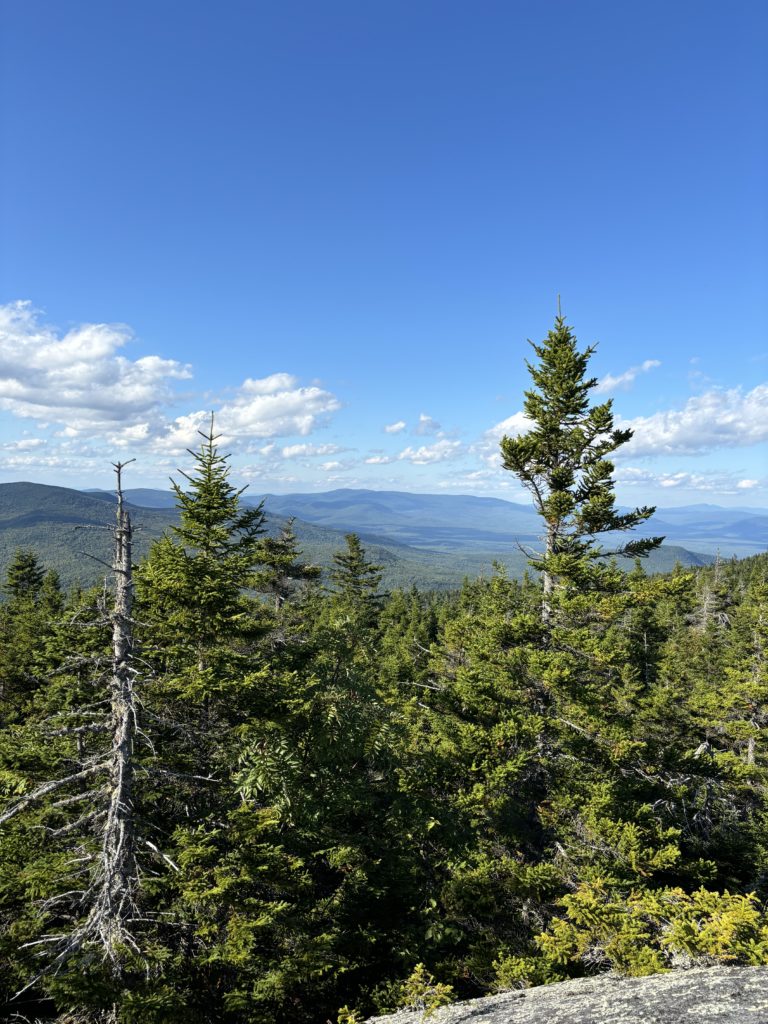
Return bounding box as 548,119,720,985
136,415,268,697
1,322,766,1023
500,313,663,617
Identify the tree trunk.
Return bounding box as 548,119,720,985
542,526,555,625
93,461,139,960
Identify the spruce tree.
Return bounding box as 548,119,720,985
136,415,267,695
0,552,58,718
330,533,384,624
254,518,321,612
2,549,45,603
499,313,663,619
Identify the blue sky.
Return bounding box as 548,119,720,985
1,0,766,507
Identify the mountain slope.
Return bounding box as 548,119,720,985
257,488,765,558
0,483,724,592
88,486,766,557
0,483,179,588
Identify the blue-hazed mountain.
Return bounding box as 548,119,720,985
259,489,543,551
86,485,767,558
0,482,722,593
255,488,766,558
1,482,523,591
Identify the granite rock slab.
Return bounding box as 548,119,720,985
367,966,768,1024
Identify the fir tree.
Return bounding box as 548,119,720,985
3,549,45,603
136,414,267,695
0,553,62,720
330,534,384,623
254,518,321,612
499,312,663,619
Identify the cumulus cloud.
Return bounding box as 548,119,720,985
150,377,341,454
150,411,210,453
397,439,463,465
484,412,534,441
0,301,191,437
242,372,298,395
0,303,342,460
281,442,346,459
239,464,300,484
0,447,103,473
414,413,441,436
469,411,534,471
365,454,394,465
615,465,764,494
216,377,340,440
0,437,45,451
436,469,497,489
384,420,406,434
595,359,661,394
621,384,768,456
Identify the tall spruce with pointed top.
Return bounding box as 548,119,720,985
137,415,266,690
2,550,45,603
500,314,663,620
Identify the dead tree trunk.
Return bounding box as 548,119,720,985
88,459,139,961
0,460,143,1000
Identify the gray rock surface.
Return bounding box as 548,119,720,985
367,966,768,1024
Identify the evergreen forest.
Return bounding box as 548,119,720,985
1,318,767,1023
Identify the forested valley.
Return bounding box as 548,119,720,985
1,320,766,1023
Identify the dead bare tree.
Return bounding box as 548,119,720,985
0,461,142,1008
85,459,140,961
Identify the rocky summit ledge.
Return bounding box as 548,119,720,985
366,966,768,1024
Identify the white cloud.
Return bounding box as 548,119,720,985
0,437,45,451
365,454,394,465
384,420,406,434
281,442,345,459
615,465,764,494
108,422,152,448
470,411,534,471
0,301,191,437
397,439,462,465
595,359,661,394
215,378,340,441
239,464,300,484
151,411,210,453
414,413,441,436
484,411,534,441
151,376,341,454
622,383,768,456
436,468,496,489
0,303,342,462
320,460,343,471
659,474,689,489
241,373,298,395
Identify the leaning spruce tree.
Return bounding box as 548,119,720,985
500,312,663,619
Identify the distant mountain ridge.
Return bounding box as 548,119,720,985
88,485,766,559
1,482,760,593
258,488,766,558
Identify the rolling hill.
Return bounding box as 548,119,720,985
0,483,750,594
258,489,765,559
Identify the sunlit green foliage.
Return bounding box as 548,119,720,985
1,326,767,1022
